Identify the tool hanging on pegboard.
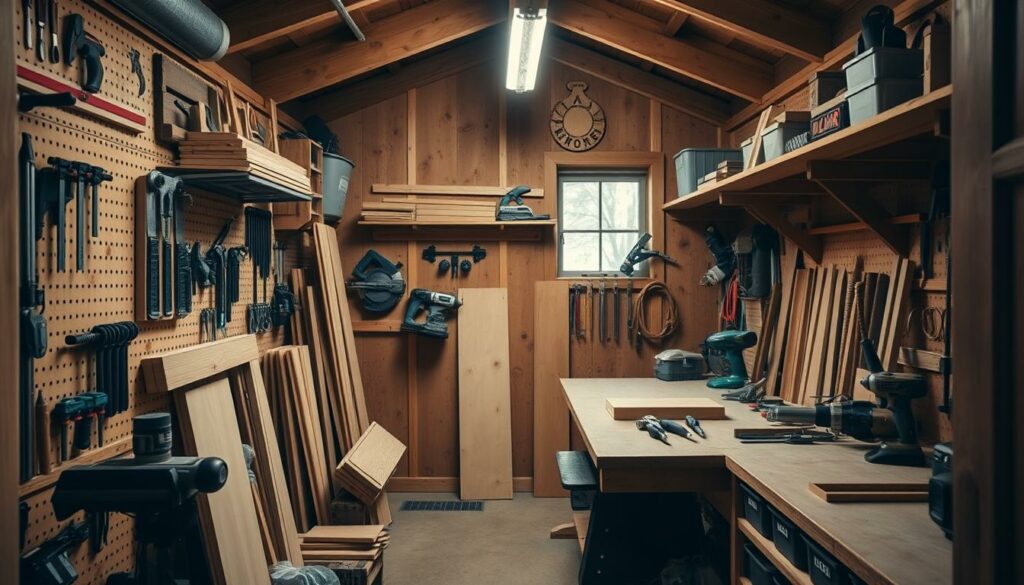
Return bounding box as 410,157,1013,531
347,249,406,313
136,171,187,320
245,207,273,333
271,241,295,328
64,321,140,420
20,133,47,484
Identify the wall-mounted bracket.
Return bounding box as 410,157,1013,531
810,179,907,256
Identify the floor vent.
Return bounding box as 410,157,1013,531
399,500,484,512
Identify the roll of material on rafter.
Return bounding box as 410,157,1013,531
109,0,230,61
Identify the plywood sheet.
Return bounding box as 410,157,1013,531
533,281,569,497
605,397,726,420
174,377,271,585
457,288,513,500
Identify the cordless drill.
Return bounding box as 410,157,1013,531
400,289,462,339
704,330,757,389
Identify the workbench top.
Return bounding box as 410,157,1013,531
561,378,952,585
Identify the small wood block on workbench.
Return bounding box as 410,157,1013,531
605,397,726,420
809,482,929,503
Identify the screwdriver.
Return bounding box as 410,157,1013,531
685,415,706,439
652,417,698,443
635,417,671,445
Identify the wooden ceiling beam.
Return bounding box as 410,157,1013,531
253,0,505,103
301,35,499,121
547,37,730,124
548,0,772,101
221,0,380,55
646,0,831,62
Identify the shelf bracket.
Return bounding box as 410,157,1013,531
721,193,822,264
811,180,907,256
806,160,933,182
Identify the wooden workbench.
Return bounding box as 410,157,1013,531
561,378,952,585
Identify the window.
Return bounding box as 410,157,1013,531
558,171,647,276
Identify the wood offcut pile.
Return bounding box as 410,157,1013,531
760,256,914,404
300,524,390,566
361,196,497,223
177,131,312,194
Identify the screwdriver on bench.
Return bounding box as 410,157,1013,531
653,417,699,443
635,417,671,445
685,415,706,439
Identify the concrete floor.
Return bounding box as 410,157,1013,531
383,492,580,585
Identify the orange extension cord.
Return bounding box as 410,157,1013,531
630,281,679,343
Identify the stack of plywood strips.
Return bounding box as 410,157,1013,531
360,196,497,223
177,131,312,194
769,258,914,405
333,422,406,506
300,525,389,567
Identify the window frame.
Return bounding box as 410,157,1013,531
557,170,649,277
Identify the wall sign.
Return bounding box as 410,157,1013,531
550,82,606,152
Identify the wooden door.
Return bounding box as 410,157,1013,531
951,1,1022,583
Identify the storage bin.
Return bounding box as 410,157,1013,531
783,131,810,154
741,137,764,168
846,78,923,125
761,122,810,161
809,71,847,109
769,506,807,570
804,533,848,585
745,543,781,585
740,483,773,537
322,152,355,223
673,148,742,197
843,47,924,94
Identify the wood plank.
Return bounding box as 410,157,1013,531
533,281,570,497
457,288,514,500
881,259,914,371
141,335,260,393
253,0,506,102
821,271,848,395
605,397,726,420
222,0,380,54
645,0,830,62
548,0,773,101
335,422,407,503
545,37,730,124
809,482,929,503
372,184,541,198
765,250,798,396
779,269,811,403
301,524,386,544
797,268,827,405
174,378,271,585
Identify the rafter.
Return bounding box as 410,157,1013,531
253,0,505,103
646,0,831,62
301,35,498,121
221,0,380,55
547,38,730,124
548,0,772,101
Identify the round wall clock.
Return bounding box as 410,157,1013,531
550,82,606,152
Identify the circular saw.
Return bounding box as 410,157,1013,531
347,250,406,313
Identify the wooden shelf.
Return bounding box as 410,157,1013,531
358,219,557,242
663,86,951,212
359,219,554,228
737,518,813,585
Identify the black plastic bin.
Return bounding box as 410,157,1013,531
740,483,774,538
744,543,781,585
804,533,848,585
769,505,807,570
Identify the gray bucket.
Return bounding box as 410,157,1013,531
322,152,354,223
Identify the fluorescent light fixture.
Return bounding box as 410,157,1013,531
506,7,547,93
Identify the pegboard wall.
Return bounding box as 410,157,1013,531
15,1,300,582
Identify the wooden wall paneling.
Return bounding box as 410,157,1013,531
456,288,514,500
2,0,17,577
454,65,502,186
533,281,570,497
174,377,271,585
507,241,545,477
416,74,460,185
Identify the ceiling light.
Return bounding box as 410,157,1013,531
506,7,547,93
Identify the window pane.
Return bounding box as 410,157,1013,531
601,181,640,230
563,232,600,272
561,182,600,230
601,232,640,272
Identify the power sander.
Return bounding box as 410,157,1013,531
704,330,757,389
346,249,406,313
400,289,461,339
495,186,550,221
766,296,927,466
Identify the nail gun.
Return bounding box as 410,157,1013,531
619,232,677,276
496,186,550,221
400,289,462,339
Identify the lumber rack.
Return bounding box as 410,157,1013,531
663,86,952,263
157,168,314,203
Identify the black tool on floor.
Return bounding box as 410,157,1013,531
684,415,706,439
400,289,461,339
52,412,228,585
619,233,677,276
20,133,47,483
87,165,111,238
347,249,406,313
65,322,139,418
63,13,105,93
20,521,88,585
47,0,58,62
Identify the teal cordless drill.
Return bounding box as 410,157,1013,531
705,330,757,389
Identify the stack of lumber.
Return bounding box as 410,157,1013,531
768,257,914,405
360,196,497,223
262,346,332,532
177,131,312,194
299,525,389,578
333,422,406,506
